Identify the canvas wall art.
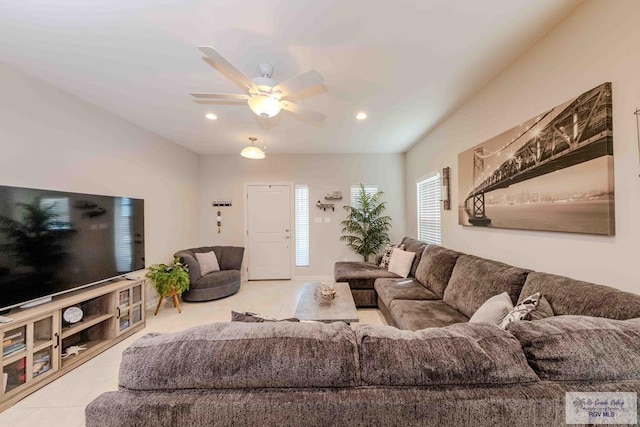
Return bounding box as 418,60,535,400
458,82,614,235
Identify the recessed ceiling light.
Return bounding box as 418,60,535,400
356,112,367,120
205,113,218,120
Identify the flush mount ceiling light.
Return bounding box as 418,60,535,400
356,112,367,120
240,137,265,160
205,113,218,120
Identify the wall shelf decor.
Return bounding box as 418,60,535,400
316,201,335,211
324,191,342,200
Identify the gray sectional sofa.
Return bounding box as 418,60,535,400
85,237,640,426
86,318,640,427
334,237,427,307
337,236,640,330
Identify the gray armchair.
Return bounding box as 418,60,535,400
174,246,244,302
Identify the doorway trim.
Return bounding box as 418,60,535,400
243,182,295,280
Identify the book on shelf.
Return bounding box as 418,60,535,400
33,364,50,378
3,331,24,342
3,342,26,357
3,337,25,348
34,353,50,363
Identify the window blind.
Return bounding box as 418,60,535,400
417,174,441,244
115,197,133,272
350,185,378,206
39,197,71,230
295,185,309,267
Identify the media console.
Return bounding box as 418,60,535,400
0,278,146,412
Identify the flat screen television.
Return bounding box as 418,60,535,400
0,184,145,312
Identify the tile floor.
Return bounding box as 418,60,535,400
0,280,386,427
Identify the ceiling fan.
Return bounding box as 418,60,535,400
191,46,326,122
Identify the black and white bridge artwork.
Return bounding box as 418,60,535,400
458,82,614,236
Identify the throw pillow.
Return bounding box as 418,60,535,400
499,292,541,329
527,295,554,321
231,310,300,323
387,248,415,278
195,251,220,275
469,292,513,325
379,243,405,269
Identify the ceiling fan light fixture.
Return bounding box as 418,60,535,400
241,137,266,160
248,95,281,118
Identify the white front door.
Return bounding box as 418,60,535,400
247,184,292,280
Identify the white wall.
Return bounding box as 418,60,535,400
199,154,406,278
406,0,640,294
0,61,200,267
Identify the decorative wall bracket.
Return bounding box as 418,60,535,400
212,199,231,233
316,201,335,211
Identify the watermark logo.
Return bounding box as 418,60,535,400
566,392,637,425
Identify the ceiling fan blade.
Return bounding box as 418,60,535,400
279,100,326,122
190,93,250,100
273,70,325,98
198,46,257,92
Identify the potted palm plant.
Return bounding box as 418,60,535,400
146,257,190,315
340,184,392,262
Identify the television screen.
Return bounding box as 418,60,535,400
0,185,145,311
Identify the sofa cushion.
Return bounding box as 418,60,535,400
387,249,415,278
507,316,640,382
374,278,439,308
389,300,469,331
399,237,427,278
195,269,240,287
334,261,400,290
119,322,359,390
518,272,640,319
356,323,538,386
529,295,554,321
443,255,530,318
415,245,463,298
469,292,513,325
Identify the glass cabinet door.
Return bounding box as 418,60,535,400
118,289,131,310
116,283,144,336
31,314,59,383
1,313,59,397
3,357,26,394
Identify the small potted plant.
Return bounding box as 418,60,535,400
146,257,190,315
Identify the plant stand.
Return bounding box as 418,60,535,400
154,290,181,316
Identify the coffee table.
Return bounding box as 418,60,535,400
294,282,359,324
